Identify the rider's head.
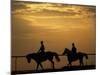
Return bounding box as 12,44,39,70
72,43,75,46
40,41,43,44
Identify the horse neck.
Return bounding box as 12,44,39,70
65,50,71,55
52,52,57,56
83,53,87,56
30,53,37,59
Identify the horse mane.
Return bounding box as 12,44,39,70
26,53,36,58
65,48,71,52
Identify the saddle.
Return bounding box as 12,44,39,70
37,52,46,57
71,52,77,60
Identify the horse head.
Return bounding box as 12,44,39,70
62,48,70,55
26,54,31,63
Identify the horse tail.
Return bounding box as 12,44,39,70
53,53,60,62
84,54,88,59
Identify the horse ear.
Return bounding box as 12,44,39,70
26,55,29,59
26,55,31,63
26,55,28,58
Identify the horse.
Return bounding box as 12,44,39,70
26,51,60,70
62,48,88,66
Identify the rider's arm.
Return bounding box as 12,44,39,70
38,49,40,52
38,47,41,52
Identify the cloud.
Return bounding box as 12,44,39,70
11,1,30,11
12,1,96,18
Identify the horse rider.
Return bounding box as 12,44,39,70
71,43,77,58
38,41,45,55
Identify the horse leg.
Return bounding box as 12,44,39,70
67,62,70,66
79,59,84,66
51,60,54,69
36,63,39,71
79,60,81,66
81,59,84,66
40,63,44,70
69,62,72,66
68,61,72,66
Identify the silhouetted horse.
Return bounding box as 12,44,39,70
62,48,88,66
26,51,60,70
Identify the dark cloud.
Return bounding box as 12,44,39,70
11,1,30,11
84,6,96,13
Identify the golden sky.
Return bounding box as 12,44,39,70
11,1,96,70
12,1,96,56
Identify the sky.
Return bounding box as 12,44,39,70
12,1,96,56
11,0,96,70
12,0,96,5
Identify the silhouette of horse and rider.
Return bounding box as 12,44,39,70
62,43,88,66
26,41,88,70
26,41,60,70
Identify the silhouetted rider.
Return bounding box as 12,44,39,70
71,43,77,57
38,41,45,53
